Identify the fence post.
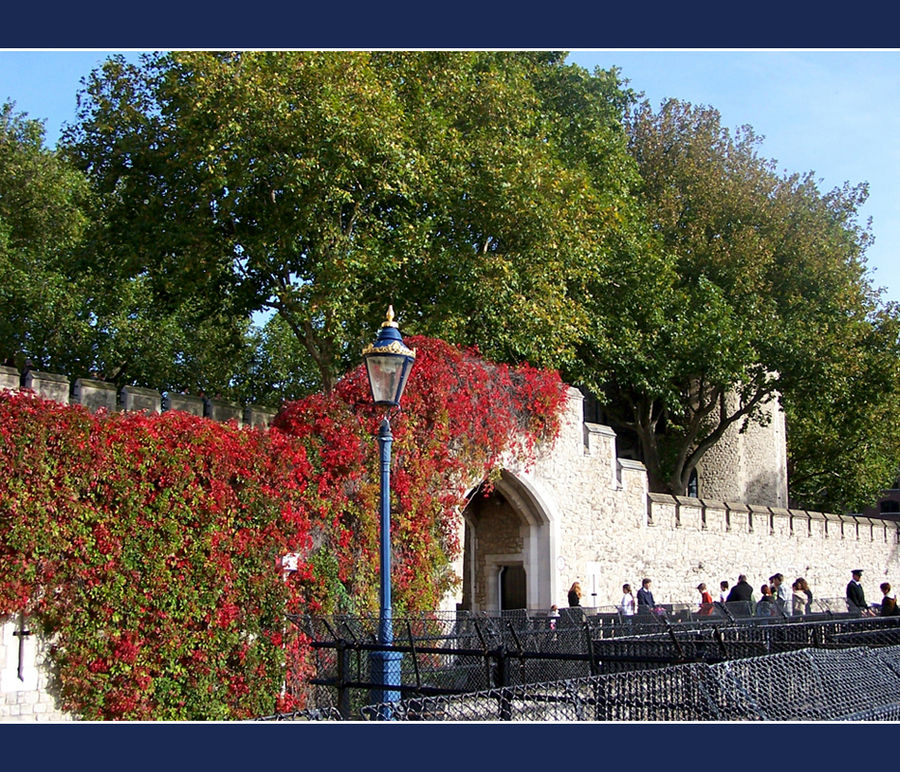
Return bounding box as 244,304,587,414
493,644,512,720
493,644,510,688
336,638,351,719
584,619,599,675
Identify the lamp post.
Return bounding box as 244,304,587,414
361,305,416,718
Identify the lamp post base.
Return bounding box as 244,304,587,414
369,649,403,719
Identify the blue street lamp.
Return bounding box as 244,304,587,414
361,305,416,718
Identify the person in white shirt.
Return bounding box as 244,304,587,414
718,580,730,604
791,578,807,616
620,583,636,619
548,604,560,630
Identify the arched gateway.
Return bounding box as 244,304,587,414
459,470,557,613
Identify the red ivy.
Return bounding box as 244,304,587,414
0,336,567,719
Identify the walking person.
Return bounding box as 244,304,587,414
791,578,807,616
770,573,791,616
726,574,755,617
756,584,776,617
846,569,869,614
637,578,655,612
697,583,714,616
548,604,561,630
619,583,636,622
800,577,814,614
567,581,583,607
718,580,730,604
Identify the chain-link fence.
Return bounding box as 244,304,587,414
355,645,900,721
259,604,900,721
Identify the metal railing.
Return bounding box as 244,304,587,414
258,602,900,721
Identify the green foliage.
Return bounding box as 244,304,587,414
62,51,639,390
10,51,900,516
0,101,92,365
229,314,322,409
568,98,900,505
783,304,900,513
0,100,259,398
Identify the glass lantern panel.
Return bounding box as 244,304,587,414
365,354,409,406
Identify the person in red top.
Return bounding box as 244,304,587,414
697,583,715,615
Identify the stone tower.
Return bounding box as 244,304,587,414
692,392,788,508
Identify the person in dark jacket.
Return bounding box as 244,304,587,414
726,574,754,603
846,569,868,613
725,574,755,617
567,581,582,607
755,584,777,617
879,582,899,616
636,578,655,610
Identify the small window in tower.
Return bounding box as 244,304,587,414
687,469,699,498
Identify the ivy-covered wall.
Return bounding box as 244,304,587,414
0,337,568,720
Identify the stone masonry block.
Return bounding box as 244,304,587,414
700,500,728,533
204,397,243,426
73,378,118,413
820,511,841,538
674,497,703,530
647,493,676,528
770,507,791,538
787,509,810,538
0,365,19,392
24,371,69,404
749,505,774,536
838,514,859,540
726,502,750,534
243,405,277,429
121,385,161,414
162,392,205,416
862,517,882,542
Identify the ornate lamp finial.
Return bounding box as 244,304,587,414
382,305,398,328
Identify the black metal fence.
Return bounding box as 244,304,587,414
259,601,900,721
356,644,900,721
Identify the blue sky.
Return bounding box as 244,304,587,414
1,49,899,304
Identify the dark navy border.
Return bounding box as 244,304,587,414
4,2,898,48
0,721,881,767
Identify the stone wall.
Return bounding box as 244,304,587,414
693,390,789,508
5,370,900,716
0,615,73,722
456,387,900,613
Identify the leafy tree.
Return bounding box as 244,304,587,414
62,51,639,390
18,57,900,514
230,313,323,409
569,98,900,506
782,303,900,513
0,101,92,367
0,100,258,399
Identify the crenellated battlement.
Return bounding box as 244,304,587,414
645,492,899,546
0,365,276,429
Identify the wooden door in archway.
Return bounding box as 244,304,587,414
500,564,527,610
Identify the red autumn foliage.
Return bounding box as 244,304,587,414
0,336,568,719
